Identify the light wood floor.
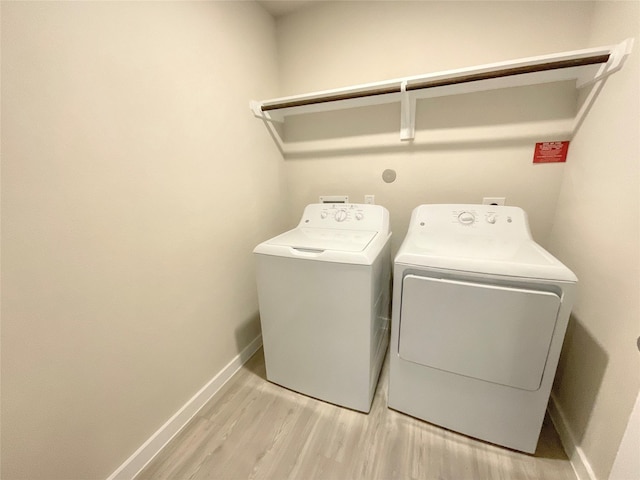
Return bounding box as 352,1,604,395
137,349,576,480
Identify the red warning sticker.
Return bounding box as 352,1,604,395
533,141,570,163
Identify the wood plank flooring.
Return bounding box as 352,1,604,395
136,349,576,480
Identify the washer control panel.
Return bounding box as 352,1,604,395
319,205,365,224
300,203,389,232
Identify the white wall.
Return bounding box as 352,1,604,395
0,2,287,478
547,2,640,479
275,1,595,253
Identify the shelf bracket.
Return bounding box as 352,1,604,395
250,100,284,123
572,38,634,137
400,81,416,141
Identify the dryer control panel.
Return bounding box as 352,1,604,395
408,204,532,239
299,203,390,233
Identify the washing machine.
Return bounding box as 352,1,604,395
254,203,392,413
388,204,577,453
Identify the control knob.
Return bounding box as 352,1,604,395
486,214,496,224
334,209,348,222
355,212,364,221
458,211,475,225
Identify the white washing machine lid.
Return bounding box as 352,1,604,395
265,227,378,252
396,231,577,282
254,227,389,265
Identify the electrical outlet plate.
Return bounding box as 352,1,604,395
364,195,375,205
482,197,506,206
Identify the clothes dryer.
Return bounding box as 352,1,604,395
388,204,577,453
254,203,392,413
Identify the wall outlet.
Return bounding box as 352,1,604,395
364,195,375,205
482,197,506,206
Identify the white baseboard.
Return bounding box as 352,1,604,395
548,392,597,480
106,334,263,480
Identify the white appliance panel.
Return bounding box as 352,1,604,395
257,256,372,410
399,274,561,391
395,204,577,281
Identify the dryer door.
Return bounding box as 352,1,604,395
398,274,561,391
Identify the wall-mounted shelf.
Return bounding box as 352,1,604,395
251,39,633,144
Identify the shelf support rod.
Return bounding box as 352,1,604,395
400,80,416,141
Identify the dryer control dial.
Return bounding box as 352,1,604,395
334,209,348,222
458,211,475,225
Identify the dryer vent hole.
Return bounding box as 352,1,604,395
382,169,396,183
